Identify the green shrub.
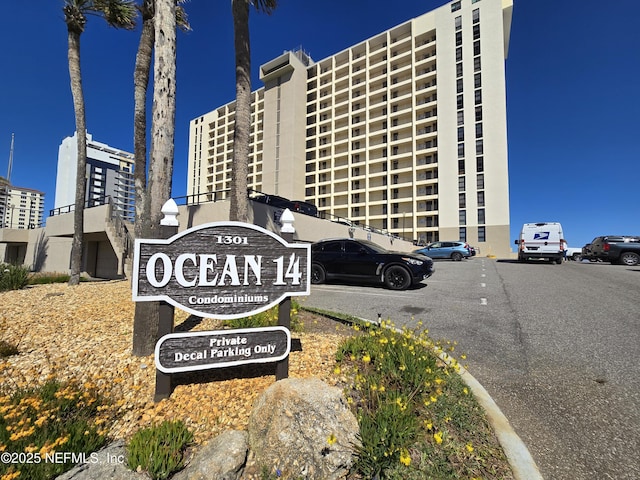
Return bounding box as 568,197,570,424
0,380,116,480
126,420,193,480
28,272,71,285
335,320,511,479
0,263,30,291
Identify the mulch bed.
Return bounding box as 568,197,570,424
0,280,352,445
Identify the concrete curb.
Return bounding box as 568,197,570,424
458,365,543,480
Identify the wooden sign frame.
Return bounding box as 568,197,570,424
132,221,310,320
155,326,291,373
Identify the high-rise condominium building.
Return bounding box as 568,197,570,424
188,0,513,256
55,132,135,221
0,177,45,229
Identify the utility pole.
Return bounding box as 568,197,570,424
7,133,14,182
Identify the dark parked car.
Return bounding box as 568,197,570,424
311,238,434,290
413,241,472,261
583,235,640,265
249,190,318,217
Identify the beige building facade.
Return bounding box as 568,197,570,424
188,0,514,257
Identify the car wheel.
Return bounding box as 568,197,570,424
619,252,640,266
383,265,411,290
451,252,463,261
311,264,326,284
572,253,582,261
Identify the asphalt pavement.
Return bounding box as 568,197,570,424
304,257,640,479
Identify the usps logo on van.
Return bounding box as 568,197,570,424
534,232,550,240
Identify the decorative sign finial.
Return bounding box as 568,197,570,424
280,208,295,234
160,199,179,226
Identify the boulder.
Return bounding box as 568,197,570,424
173,430,248,480
246,378,360,480
56,440,140,480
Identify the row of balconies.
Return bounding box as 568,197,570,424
308,53,436,98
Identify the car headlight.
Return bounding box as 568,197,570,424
402,257,423,265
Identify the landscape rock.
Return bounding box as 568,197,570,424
56,440,141,480
173,430,248,480
246,377,360,480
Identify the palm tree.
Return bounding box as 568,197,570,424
229,0,278,222
131,0,189,356
63,0,136,286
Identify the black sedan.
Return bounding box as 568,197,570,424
311,238,434,290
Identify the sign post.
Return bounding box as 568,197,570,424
276,208,295,380
155,200,179,401
131,203,310,400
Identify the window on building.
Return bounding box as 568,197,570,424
458,159,466,174
478,226,486,242
457,94,464,109
459,193,466,208
457,78,464,93
456,62,463,77
474,57,481,72
451,1,461,12
475,106,483,121
474,40,481,56
458,143,465,158
477,173,485,189
473,24,481,40
475,122,483,138
459,210,466,225
474,72,482,88
477,191,485,207
458,176,466,191
459,227,467,241
476,156,484,172
457,110,464,125
477,208,485,224
455,31,462,46
458,127,465,142
476,139,484,155
455,16,462,30
456,47,463,62
475,89,482,105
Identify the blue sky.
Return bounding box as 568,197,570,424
1,1,638,250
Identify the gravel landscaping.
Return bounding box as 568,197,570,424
0,280,349,445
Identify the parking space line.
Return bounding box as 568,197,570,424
480,298,488,305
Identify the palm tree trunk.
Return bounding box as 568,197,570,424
147,0,176,237
133,3,154,240
132,0,177,357
67,29,87,286
230,0,251,222
132,2,158,357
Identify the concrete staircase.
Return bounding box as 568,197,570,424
104,208,134,278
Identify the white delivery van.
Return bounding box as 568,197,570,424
515,222,565,264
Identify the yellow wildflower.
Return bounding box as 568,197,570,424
327,434,337,445
433,431,443,444
399,448,411,466
466,443,474,453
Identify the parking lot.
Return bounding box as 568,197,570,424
304,258,640,480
